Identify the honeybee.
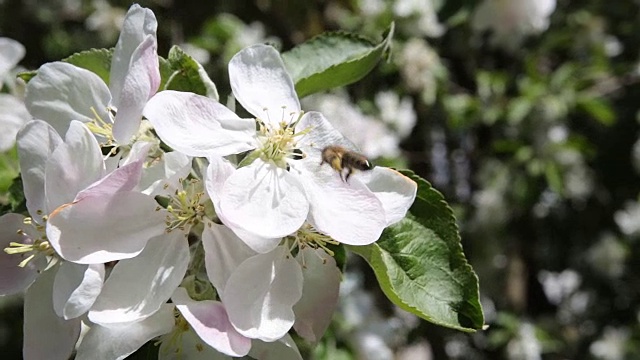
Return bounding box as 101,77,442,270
320,145,373,181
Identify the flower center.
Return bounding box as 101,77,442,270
157,312,190,357
162,179,207,236
286,223,339,258
86,106,115,147
4,217,54,267
251,108,308,169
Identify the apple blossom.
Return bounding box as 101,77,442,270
202,220,340,344
145,44,417,254
25,3,159,145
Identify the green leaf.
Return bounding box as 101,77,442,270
348,170,484,332
63,48,113,85
576,97,615,126
282,23,394,98
17,48,113,84
17,70,37,83
163,46,219,100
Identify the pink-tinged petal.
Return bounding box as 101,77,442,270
248,334,302,360
120,140,154,166
222,246,303,342
357,167,417,226
159,328,233,360
89,233,189,325
53,262,104,320
293,248,340,343
0,37,25,76
113,35,160,144
141,151,192,197
0,214,44,295
144,91,257,157
47,191,167,263
291,161,386,246
202,222,256,295
23,267,81,360
25,62,111,136
75,304,174,360
173,287,251,357
219,160,308,241
229,45,300,126
16,120,62,221
0,94,30,152
110,4,157,104
74,158,145,202
45,121,105,212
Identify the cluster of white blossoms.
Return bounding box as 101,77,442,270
0,4,417,360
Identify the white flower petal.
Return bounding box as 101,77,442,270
47,191,167,263
159,328,233,360
45,121,105,212
249,334,303,360
75,304,174,360
0,214,44,295
291,161,386,246
89,233,189,324
141,151,192,197
0,94,30,152
357,167,417,226
112,35,160,144
229,44,300,125
110,4,157,105
293,248,340,343
173,287,251,357
53,262,104,320
204,156,236,208
25,62,111,136
205,157,281,252
144,90,257,157
202,222,256,295
23,267,81,360
16,120,62,220
219,159,308,240
0,37,25,77
222,246,303,342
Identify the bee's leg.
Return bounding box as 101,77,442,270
345,168,353,182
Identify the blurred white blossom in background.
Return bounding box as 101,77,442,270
398,38,446,104
614,200,640,237
375,90,417,139
393,0,445,37
587,233,628,278
472,0,556,50
538,269,581,306
590,327,630,360
85,0,126,42
0,37,29,152
506,322,542,360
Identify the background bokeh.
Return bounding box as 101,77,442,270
2,0,640,359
